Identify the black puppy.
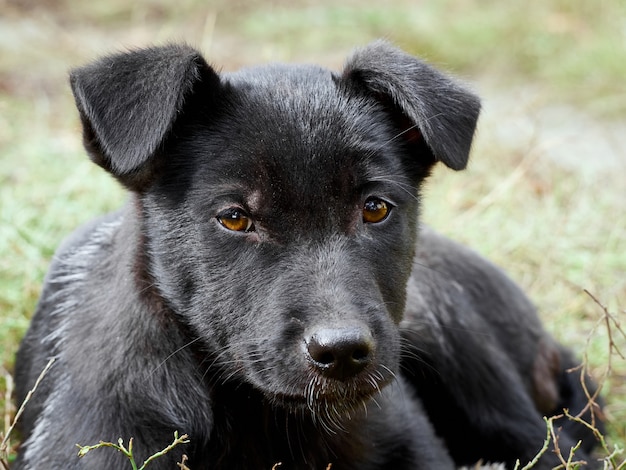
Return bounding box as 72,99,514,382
14,41,599,469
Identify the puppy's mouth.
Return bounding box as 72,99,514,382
270,367,394,420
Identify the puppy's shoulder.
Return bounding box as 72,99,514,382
414,225,532,308
407,225,545,355
47,208,125,281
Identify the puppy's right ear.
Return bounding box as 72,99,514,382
70,44,218,190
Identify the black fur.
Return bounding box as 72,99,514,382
14,41,601,469
401,228,603,468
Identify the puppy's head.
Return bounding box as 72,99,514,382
70,41,479,421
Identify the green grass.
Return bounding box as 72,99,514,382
0,98,125,365
1,0,624,464
230,0,626,115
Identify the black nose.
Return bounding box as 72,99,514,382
305,327,374,380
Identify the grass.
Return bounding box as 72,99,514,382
1,0,624,465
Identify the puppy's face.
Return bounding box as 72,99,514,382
69,42,479,419
145,66,422,412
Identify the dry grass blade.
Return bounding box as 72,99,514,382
0,357,55,469
0,367,15,470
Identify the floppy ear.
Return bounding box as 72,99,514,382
70,44,218,189
342,40,480,171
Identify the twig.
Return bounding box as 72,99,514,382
176,454,191,470
518,417,552,470
2,369,13,445
0,367,15,470
548,290,626,470
563,409,626,469
0,357,55,457
78,432,189,470
77,438,138,469
584,289,626,360
547,415,569,469
140,432,189,469
570,289,626,427
564,438,584,469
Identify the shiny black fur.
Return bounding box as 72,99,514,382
14,41,601,469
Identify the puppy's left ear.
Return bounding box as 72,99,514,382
342,40,480,171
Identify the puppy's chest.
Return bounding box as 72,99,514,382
198,390,399,470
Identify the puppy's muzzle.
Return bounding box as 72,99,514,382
305,326,374,380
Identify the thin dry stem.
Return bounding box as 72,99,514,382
516,417,552,470
0,357,55,468
176,454,191,470
0,366,15,470
572,290,626,426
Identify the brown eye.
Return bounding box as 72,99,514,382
217,209,254,232
363,197,390,224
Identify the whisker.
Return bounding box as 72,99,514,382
149,336,203,376
383,122,423,146
368,175,420,202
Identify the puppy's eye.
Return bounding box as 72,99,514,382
363,197,391,224
217,209,254,232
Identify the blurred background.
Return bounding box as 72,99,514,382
1,0,625,459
